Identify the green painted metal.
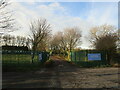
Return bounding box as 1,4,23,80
2,50,50,64
70,51,76,62
40,52,50,63
70,50,107,63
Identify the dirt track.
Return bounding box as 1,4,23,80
2,57,120,89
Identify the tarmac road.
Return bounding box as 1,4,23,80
2,59,120,89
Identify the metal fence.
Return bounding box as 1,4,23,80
70,50,107,63
2,50,49,64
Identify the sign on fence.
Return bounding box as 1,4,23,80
88,53,101,60
39,53,42,61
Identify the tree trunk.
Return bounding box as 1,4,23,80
31,51,35,63
31,46,36,64
107,50,110,65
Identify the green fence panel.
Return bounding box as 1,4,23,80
76,51,79,61
70,50,107,66
70,51,76,62
79,50,87,61
40,52,49,63
2,50,50,64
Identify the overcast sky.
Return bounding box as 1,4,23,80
7,0,118,49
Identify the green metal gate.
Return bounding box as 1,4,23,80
70,50,108,66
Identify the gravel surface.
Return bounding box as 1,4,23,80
2,60,120,89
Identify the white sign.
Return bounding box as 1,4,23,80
39,53,42,61
88,53,101,60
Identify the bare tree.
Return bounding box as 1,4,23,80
29,18,51,63
50,27,82,55
16,36,21,46
25,37,32,50
4,34,11,45
0,34,2,46
117,29,120,50
89,24,116,47
89,24,118,64
49,32,64,55
0,0,15,34
2,35,7,45
62,27,82,51
0,34,32,48
36,34,50,51
10,35,15,46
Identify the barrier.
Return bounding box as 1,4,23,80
70,50,107,65
2,50,49,64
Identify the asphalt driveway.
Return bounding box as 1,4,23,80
2,59,120,89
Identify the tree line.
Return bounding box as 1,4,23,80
0,34,32,49
50,27,82,54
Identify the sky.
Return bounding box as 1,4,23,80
5,0,118,49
